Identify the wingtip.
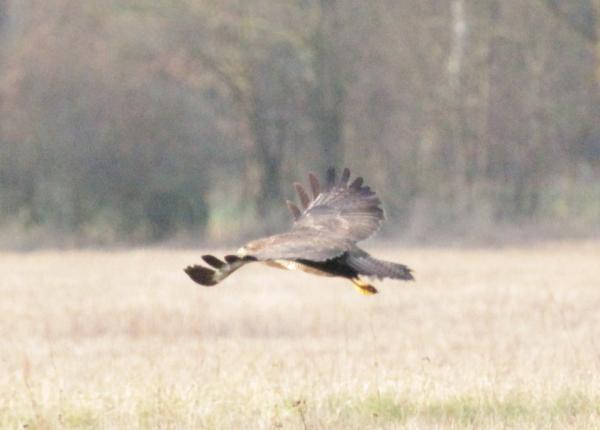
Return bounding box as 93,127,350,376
224,255,241,264
286,200,302,220
340,167,351,185
293,182,310,209
350,176,364,190
308,172,320,198
202,255,226,269
326,167,336,189
184,265,218,286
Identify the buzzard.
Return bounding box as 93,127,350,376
184,167,413,295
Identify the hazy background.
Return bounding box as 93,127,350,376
1,0,599,248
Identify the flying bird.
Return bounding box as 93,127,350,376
184,167,414,295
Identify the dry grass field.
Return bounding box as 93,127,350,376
1,242,600,429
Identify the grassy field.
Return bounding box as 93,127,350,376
1,242,600,429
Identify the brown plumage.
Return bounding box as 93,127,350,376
184,167,414,295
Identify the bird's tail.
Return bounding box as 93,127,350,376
347,253,414,281
184,255,255,286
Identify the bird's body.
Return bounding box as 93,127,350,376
184,168,414,294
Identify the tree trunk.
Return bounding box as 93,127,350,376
311,0,345,173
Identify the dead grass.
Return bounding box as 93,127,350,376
1,241,600,429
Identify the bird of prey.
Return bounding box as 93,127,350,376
184,167,414,295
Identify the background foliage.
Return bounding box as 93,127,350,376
1,0,599,246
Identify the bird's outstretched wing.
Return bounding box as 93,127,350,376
240,228,353,261
242,167,384,262
288,167,384,242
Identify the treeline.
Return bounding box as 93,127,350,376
0,0,599,247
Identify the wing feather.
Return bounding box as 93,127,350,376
350,176,363,190
308,173,320,198
326,167,336,190
294,183,311,209
242,229,352,261
293,168,384,242
340,167,350,186
247,167,385,262
286,201,301,220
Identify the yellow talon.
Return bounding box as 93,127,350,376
352,278,378,295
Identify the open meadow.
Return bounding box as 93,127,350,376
1,242,600,429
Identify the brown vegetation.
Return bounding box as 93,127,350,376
1,243,599,428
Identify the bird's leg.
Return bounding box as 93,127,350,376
351,277,378,295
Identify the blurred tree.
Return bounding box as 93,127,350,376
162,2,304,224
541,0,599,93
0,0,598,245
308,0,346,172
0,0,6,32
0,1,212,243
